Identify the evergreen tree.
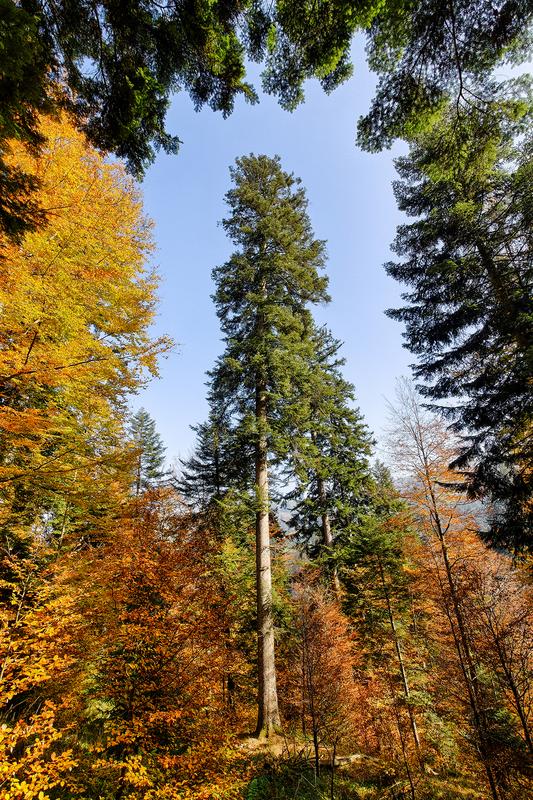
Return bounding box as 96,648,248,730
3,1,531,240
286,325,373,589
357,0,532,151
129,408,167,494
177,386,254,512
175,401,256,542
210,154,329,736
386,94,533,553
339,462,411,640
339,463,427,772
177,415,231,510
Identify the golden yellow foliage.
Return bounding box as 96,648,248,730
0,115,171,521
0,702,77,800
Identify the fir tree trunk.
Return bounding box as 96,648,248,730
255,380,280,737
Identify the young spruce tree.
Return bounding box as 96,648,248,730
210,154,329,736
129,408,167,494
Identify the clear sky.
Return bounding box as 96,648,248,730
135,37,413,465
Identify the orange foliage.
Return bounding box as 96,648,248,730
1,488,253,798
387,382,533,795
283,577,361,766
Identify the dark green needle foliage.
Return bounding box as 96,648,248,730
387,90,533,552
3,0,531,240
260,0,378,111
129,407,167,494
211,153,329,455
1,0,256,240
176,394,255,523
339,462,409,632
286,325,373,561
0,0,52,240
210,153,330,735
177,412,237,510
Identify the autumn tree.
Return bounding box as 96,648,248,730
209,154,329,737
387,380,532,799
75,491,231,797
465,554,533,758
0,115,172,798
408,521,533,798
0,523,82,799
0,114,170,548
0,484,255,799
289,582,360,778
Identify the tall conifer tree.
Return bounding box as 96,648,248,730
386,94,533,552
210,154,329,736
286,325,373,590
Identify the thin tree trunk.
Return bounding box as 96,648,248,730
497,651,533,754
485,618,533,754
330,741,337,800
397,717,416,800
317,477,341,599
386,668,416,800
255,380,280,737
308,666,320,777
423,465,502,800
302,619,320,774
377,559,422,760
136,453,142,496
301,636,307,739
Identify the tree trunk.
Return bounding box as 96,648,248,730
330,741,337,800
424,469,502,800
492,635,533,754
317,477,341,599
255,380,280,737
378,559,422,760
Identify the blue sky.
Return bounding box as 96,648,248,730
136,37,413,465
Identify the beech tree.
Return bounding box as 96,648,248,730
209,154,329,736
0,114,170,554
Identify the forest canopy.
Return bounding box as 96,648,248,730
2,0,532,238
